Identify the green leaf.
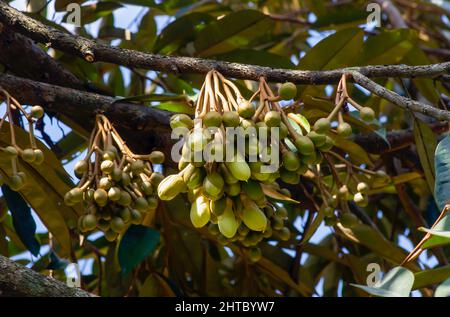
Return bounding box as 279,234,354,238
63,2,123,25
118,225,160,273
194,10,273,57
435,278,450,297
55,0,85,11
0,122,81,257
351,266,414,297
299,208,326,247
297,28,364,71
139,273,176,297
419,214,450,249
152,102,195,115
55,131,87,162
357,29,417,65
1,185,40,257
261,184,299,203
313,5,367,29
154,12,213,54
392,172,422,185
413,265,450,289
287,113,311,134
414,119,437,193
337,222,418,271
403,47,440,104
108,67,125,97
297,28,363,98
435,134,450,210
134,10,157,51
330,135,374,167
115,93,190,104
46,251,69,270
213,49,294,68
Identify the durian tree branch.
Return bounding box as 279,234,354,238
0,73,172,154
0,0,448,87
0,24,84,90
0,73,446,156
350,71,450,121
0,255,93,297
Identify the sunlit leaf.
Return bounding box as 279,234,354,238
261,184,299,203
351,266,414,297
419,214,450,249
413,265,450,289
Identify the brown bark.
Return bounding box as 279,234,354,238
0,255,93,297
0,1,448,85
0,73,172,154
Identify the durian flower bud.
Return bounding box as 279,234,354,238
157,173,186,201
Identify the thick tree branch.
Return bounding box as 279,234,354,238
0,1,448,86
350,71,450,121
0,73,172,154
0,255,93,296
0,24,84,90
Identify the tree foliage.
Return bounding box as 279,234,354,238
0,0,449,297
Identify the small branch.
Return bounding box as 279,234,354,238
421,47,450,60
0,1,448,86
0,255,93,297
350,71,450,121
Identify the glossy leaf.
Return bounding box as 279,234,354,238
351,266,414,297
213,49,294,68
154,12,213,54
434,134,450,210
413,265,450,289
152,102,195,114
419,215,450,249
194,10,273,57
297,28,364,71
261,184,299,203
118,225,160,273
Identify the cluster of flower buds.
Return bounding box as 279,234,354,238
65,115,164,241
0,88,45,191
157,71,307,261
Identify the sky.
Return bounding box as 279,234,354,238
2,0,441,296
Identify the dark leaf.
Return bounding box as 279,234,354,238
118,225,160,273
1,185,40,256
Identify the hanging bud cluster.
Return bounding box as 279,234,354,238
65,114,165,242
0,88,45,191
157,71,315,261
307,74,383,227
